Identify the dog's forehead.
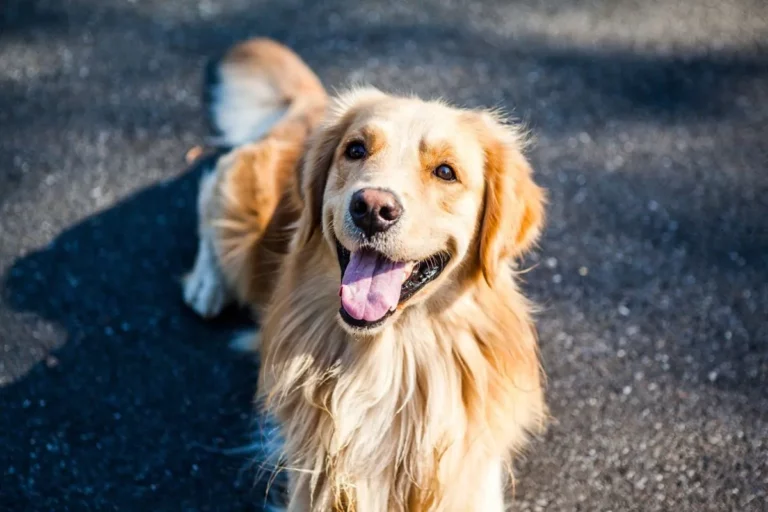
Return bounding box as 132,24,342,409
362,99,464,135
353,99,483,162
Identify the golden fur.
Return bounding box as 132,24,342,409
184,38,548,511
183,39,326,317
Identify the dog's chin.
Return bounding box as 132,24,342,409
336,306,398,336
334,237,451,335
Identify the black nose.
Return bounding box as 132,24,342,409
349,188,403,237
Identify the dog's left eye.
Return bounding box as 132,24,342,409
344,141,367,160
433,164,456,182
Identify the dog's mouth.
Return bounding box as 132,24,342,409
336,240,450,330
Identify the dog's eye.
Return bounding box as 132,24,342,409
434,164,456,182
344,141,367,160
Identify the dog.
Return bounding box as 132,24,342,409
183,38,548,512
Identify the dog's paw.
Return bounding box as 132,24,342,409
182,264,233,318
183,240,234,318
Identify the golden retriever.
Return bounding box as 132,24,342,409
183,38,547,512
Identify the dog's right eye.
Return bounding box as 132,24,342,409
344,141,367,160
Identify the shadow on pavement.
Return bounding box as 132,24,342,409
0,164,270,510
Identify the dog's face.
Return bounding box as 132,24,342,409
297,89,545,334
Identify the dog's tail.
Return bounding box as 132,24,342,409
195,40,326,308
204,38,327,147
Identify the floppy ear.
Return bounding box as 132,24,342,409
294,118,350,245
477,114,546,285
295,87,386,245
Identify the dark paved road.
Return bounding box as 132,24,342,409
1,0,767,510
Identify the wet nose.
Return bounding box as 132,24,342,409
349,188,403,237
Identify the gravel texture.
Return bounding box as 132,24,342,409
1,0,767,510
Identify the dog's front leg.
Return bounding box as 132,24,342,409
471,458,507,512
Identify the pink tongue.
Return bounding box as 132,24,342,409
340,250,407,322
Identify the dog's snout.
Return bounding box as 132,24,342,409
349,188,403,237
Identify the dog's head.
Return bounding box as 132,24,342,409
296,88,545,334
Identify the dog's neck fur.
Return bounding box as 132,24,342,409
260,234,545,511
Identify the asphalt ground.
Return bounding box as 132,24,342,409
1,0,767,510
